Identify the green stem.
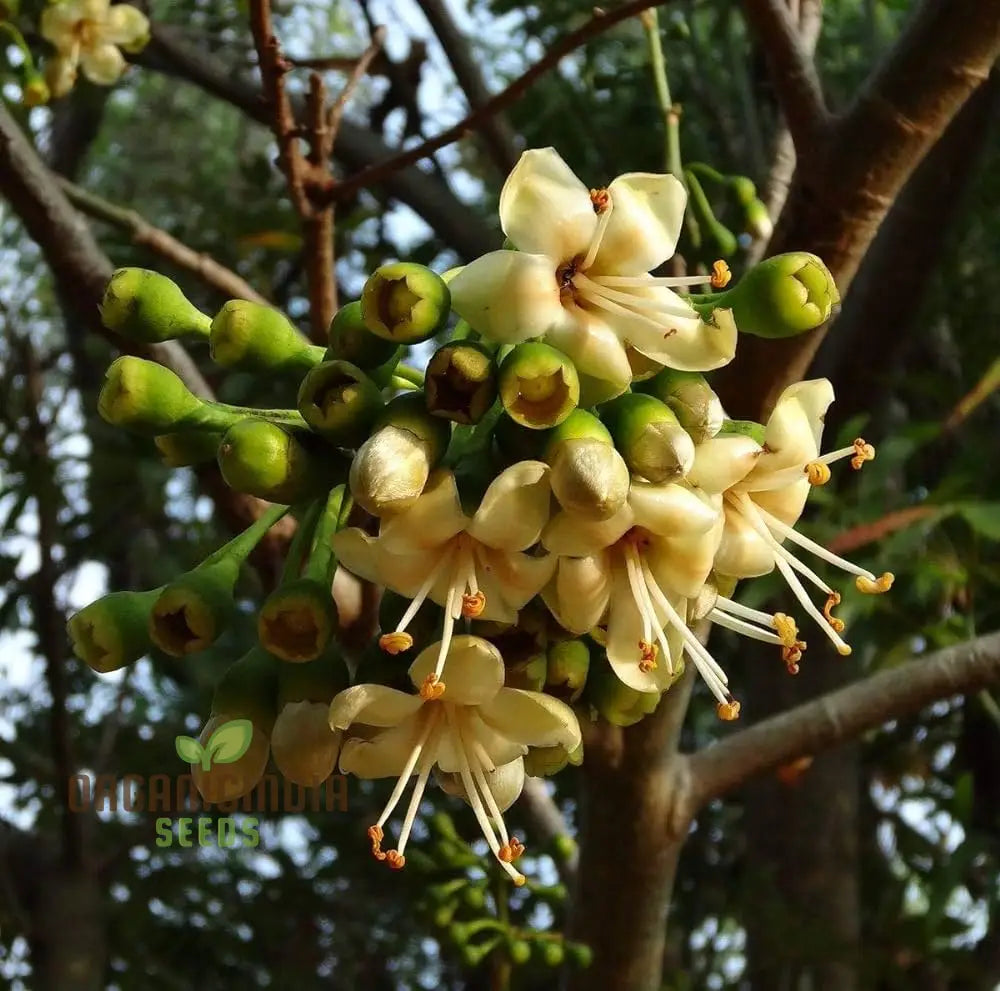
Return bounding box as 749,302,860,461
390,375,420,392
188,401,308,433
393,364,425,386
204,504,290,568
0,22,33,62
304,485,348,585
280,500,324,584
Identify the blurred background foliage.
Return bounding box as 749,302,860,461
0,0,998,988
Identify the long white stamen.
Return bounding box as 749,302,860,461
715,595,781,628
394,721,442,856
434,583,459,682
752,503,878,581
394,547,453,633
580,195,615,271
463,546,479,595
575,271,694,318
592,273,718,289
709,609,784,645
623,553,654,649
463,724,511,848
575,285,669,334
447,708,524,884
746,446,864,492
375,709,439,830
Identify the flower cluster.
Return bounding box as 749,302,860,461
69,148,892,887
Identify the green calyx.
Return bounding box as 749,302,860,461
361,262,451,344
100,268,211,343
217,419,344,503
211,646,281,736
546,639,590,703
327,300,400,370
601,393,695,483
149,505,288,656
719,418,766,445
209,300,324,375
587,657,664,727
277,651,350,707
297,360,383,445
154,430,222,467
68,588,162,673
498,341,580,429
697,252,840,338
638,368,724,444
425,341,498,425
258,579,338,663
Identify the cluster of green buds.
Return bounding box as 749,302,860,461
71,149,893,927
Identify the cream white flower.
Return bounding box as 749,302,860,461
706,379,892,656
329,635,581,883
542,480,738,708
332,463,555,696
42,0,149,98
449,148,737,399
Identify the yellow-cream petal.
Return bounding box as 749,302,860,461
339,718,425,778
329,684,424,731
408,635,504,706
378,469,470,554
104,4,150,51
628,481,720,537
542,554,611,633
469,460,551,551
80,43,127,85
541,504,633,558
479,689,581,753
688,434,763,494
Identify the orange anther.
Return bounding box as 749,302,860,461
385,850,406,870
368,824,386,861
710,259,732,289
850,438,875,470
461,591,486,618
419,673,446,701
379,631,413,654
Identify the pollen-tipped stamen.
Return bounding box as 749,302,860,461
748,440,877,493
806,461,831,486
383,723,441,869
823,592,845,633
851,438,875,469
857,573,894,594
580,189,614,271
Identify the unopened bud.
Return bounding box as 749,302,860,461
210,300,324,375
297,360,383,446
588,659,663,726
217,419,341,503
546,410,629,520
703,253,839,338
523,741,583,778
68,588,160,673
349,394,450,516
504,652,547,692
602,393,695,483
361,262,451,344
100,269,211,342
271,701,341,788
258,579,337,663
639,368,724,444
327,300,399,370
98,356,204,433
538,941,565,968
191,712,271,806
22,74,49,107
499,341,579,429
546,639,589,703
425,341,498,424
154,430,221,467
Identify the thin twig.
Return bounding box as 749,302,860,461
320,0,682,205
58,178,268,305
327,25,386,143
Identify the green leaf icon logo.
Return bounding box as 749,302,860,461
205,719,254,765
175,735,204,764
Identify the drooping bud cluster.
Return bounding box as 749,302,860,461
72,148,895,902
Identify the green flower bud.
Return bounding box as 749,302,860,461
297,360,383,446
210,300,324,375
587,659,663,727
154,430,222,467
212,647,280,732
601,393,695,483
509,940,532,966
720,418,766,445
22,74,49,107
100,269,211,342
361,262,451,344
98,356,204,433
546,639,589,703
258,579,337,662
552,833,578,864
349,394,451,516
700,252,839,338
745,199,773,242
545,410,629,521
217,419,342,503
538,940,565,968
191,712,271,806
68,588,161,673
523,741,583,777
150,506,287,656
425,341,498,425
327,300,400,370
567,942,594,969
639,368,724,445
504,651,547,692
498,341,579,429
625,346,664,384
462,885,487,911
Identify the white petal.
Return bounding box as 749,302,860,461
80,44,127,86
542,555,611,633
646,521,722,598
408,635,504,706
688,435,763,494
592,172,687,276
545,306,633,393
329,684,424,731
479,689,582,752
623,298,737,372
104,4,149,51
749,378,834,478
449,250,566,344
713,505,777,578
628,481,719,536
378,470,469,553
476,548,556,611
330,529,382,584
469,460,551,551
542,505,633,558
339,719,424,778
605,569,663,693
754,480,810,529
436,757,525,812
499,147,595,260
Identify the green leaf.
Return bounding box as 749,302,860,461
956,502,1000,540
205,718,254,764
174,735,205,764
